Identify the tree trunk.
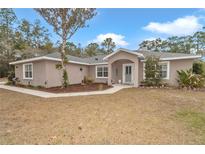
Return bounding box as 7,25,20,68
61,39,66,70
60,36,68,88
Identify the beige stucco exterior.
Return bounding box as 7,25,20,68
168,59,194,86
138,61,144,83
88,65,107,83
13,50,197,88
15,60,47,87
15,60,89,88
44,61,89,87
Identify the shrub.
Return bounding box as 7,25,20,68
37,85,44,89
62,70,68,88
7,71,15,82
7,71,17,85
6,78,20,86
27,84,35,88
0,65,8,78
192,75,205,88
143,56,162,86
55,63,69,88
177,69,205,89
193,61,205,75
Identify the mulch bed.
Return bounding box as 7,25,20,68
139,85,205,92
39,83,112,93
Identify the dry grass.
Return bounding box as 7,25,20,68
0,88,205,144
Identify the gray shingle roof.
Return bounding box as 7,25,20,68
137,50,197,59
44,49,199,64
83,55,106,64
45,52,107,64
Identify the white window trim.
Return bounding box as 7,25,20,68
143,61,170,80
159,61,170,80
23,63,33,80
95,65,108,79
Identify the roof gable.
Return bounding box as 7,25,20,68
103,48,144,61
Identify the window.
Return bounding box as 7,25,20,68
159,62,169,79
23,63,33,79
143,61,169,80
159,64,167,78
96,66,108,78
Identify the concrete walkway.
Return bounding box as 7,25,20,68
0,82,6,85
0,84,133,98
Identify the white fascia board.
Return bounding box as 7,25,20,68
140,55,201,62
69,61,108,66
9,56,61,65
9,56,108,66
89,62,108,65
10,57,89,65
160,55,201,61
69,60,89,65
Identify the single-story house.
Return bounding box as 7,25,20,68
10,48,201,88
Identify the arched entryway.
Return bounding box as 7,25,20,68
111,59,135,85
105,50,141,87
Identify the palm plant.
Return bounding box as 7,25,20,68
177,69,205,89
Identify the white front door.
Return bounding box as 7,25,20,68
123,63,134,84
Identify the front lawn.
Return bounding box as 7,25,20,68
176,110,205,142
0,88,205,144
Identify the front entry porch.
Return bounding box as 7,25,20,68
107,59,139,87
104,49,141,87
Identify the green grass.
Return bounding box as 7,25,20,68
176,110,205,143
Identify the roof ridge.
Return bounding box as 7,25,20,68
45,51,107,59
137,50,196,55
